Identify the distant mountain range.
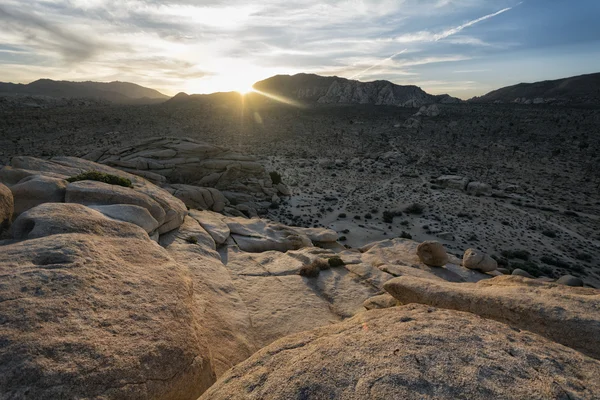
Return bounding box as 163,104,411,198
0,79,169,105
470,72,600,105
252,73,461,107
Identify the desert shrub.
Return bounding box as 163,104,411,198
542,230,557,238
328,256,345,268
540,256,569,269
405,203,424,215
364,213,372,219
269,171,282,185
491,255,509,268
338,213,347,218
576,253,592,262
500,249,531,261
339,236,347,241
67,171,133,188
186,236,198,244
383,210,402,223
400,231,412,239
299,258,329,277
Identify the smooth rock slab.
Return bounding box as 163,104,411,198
226,217,311,253
201,304,600,400
88,204,159,233
190,210,231,245
383,275,600,360
11,203,148,240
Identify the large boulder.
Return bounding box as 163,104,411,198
201,305,600,400
383,275,600,360
0,182,13,230
462,248,497,272
10,175,67,215
416,241,448,267
65,180,167,227
0,232,216,399
10,203,148,240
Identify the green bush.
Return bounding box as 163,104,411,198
67,171,133,188
328,256,345,268
186,236,198,244
269,171,282,185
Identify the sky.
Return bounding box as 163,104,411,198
0,0,599,98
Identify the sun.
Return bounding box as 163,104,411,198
236,85,255,95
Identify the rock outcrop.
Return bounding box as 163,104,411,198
83,138,289,216
416,241,449,267
462,248,497,272
383,275,600,359
201,305,600,400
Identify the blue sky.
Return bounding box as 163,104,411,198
0,0,599,98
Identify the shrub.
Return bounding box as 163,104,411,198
67,171,133,188
405,203,424,215
541,230,557,238
328,256,345,268
383,210,402,223
186,236,198,244
540,256,569,269
400,231,412,239
269,171,282,185
338,213,347,218
500,249,531,261
299,258,328,277
576,253,592,262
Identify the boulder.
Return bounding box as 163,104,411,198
557,275,584,287
0,233,216,399
65,180,166,226
462,248,497,272
435,175,469,191
466,181,491,195
88,204,160,234
0,165,67,186
189,210,231,245
169,184,227,212
200,305,600,400
416,241,448,267
0,183,13,230
10,175,67,215
11,203,148,240
512,268,534,278
225,217,312,253
383,275,600,360
362,293,399,310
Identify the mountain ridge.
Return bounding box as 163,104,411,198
0,79,169,104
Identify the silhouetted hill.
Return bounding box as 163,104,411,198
0,79,169,104
470,72,600,105
252,73,461,108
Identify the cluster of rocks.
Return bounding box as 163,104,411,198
1,153,598,399
83,137,290,217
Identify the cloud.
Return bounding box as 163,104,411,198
0,0,523,94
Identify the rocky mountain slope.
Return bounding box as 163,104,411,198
252,73,461,107
470,72,600,105
1,140,599,399
0,79,169,104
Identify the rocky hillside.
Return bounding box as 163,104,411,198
0,79,169,104
252,73,461,107
470,72,600,105
1,140,599,399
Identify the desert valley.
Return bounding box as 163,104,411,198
1,72,600,399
